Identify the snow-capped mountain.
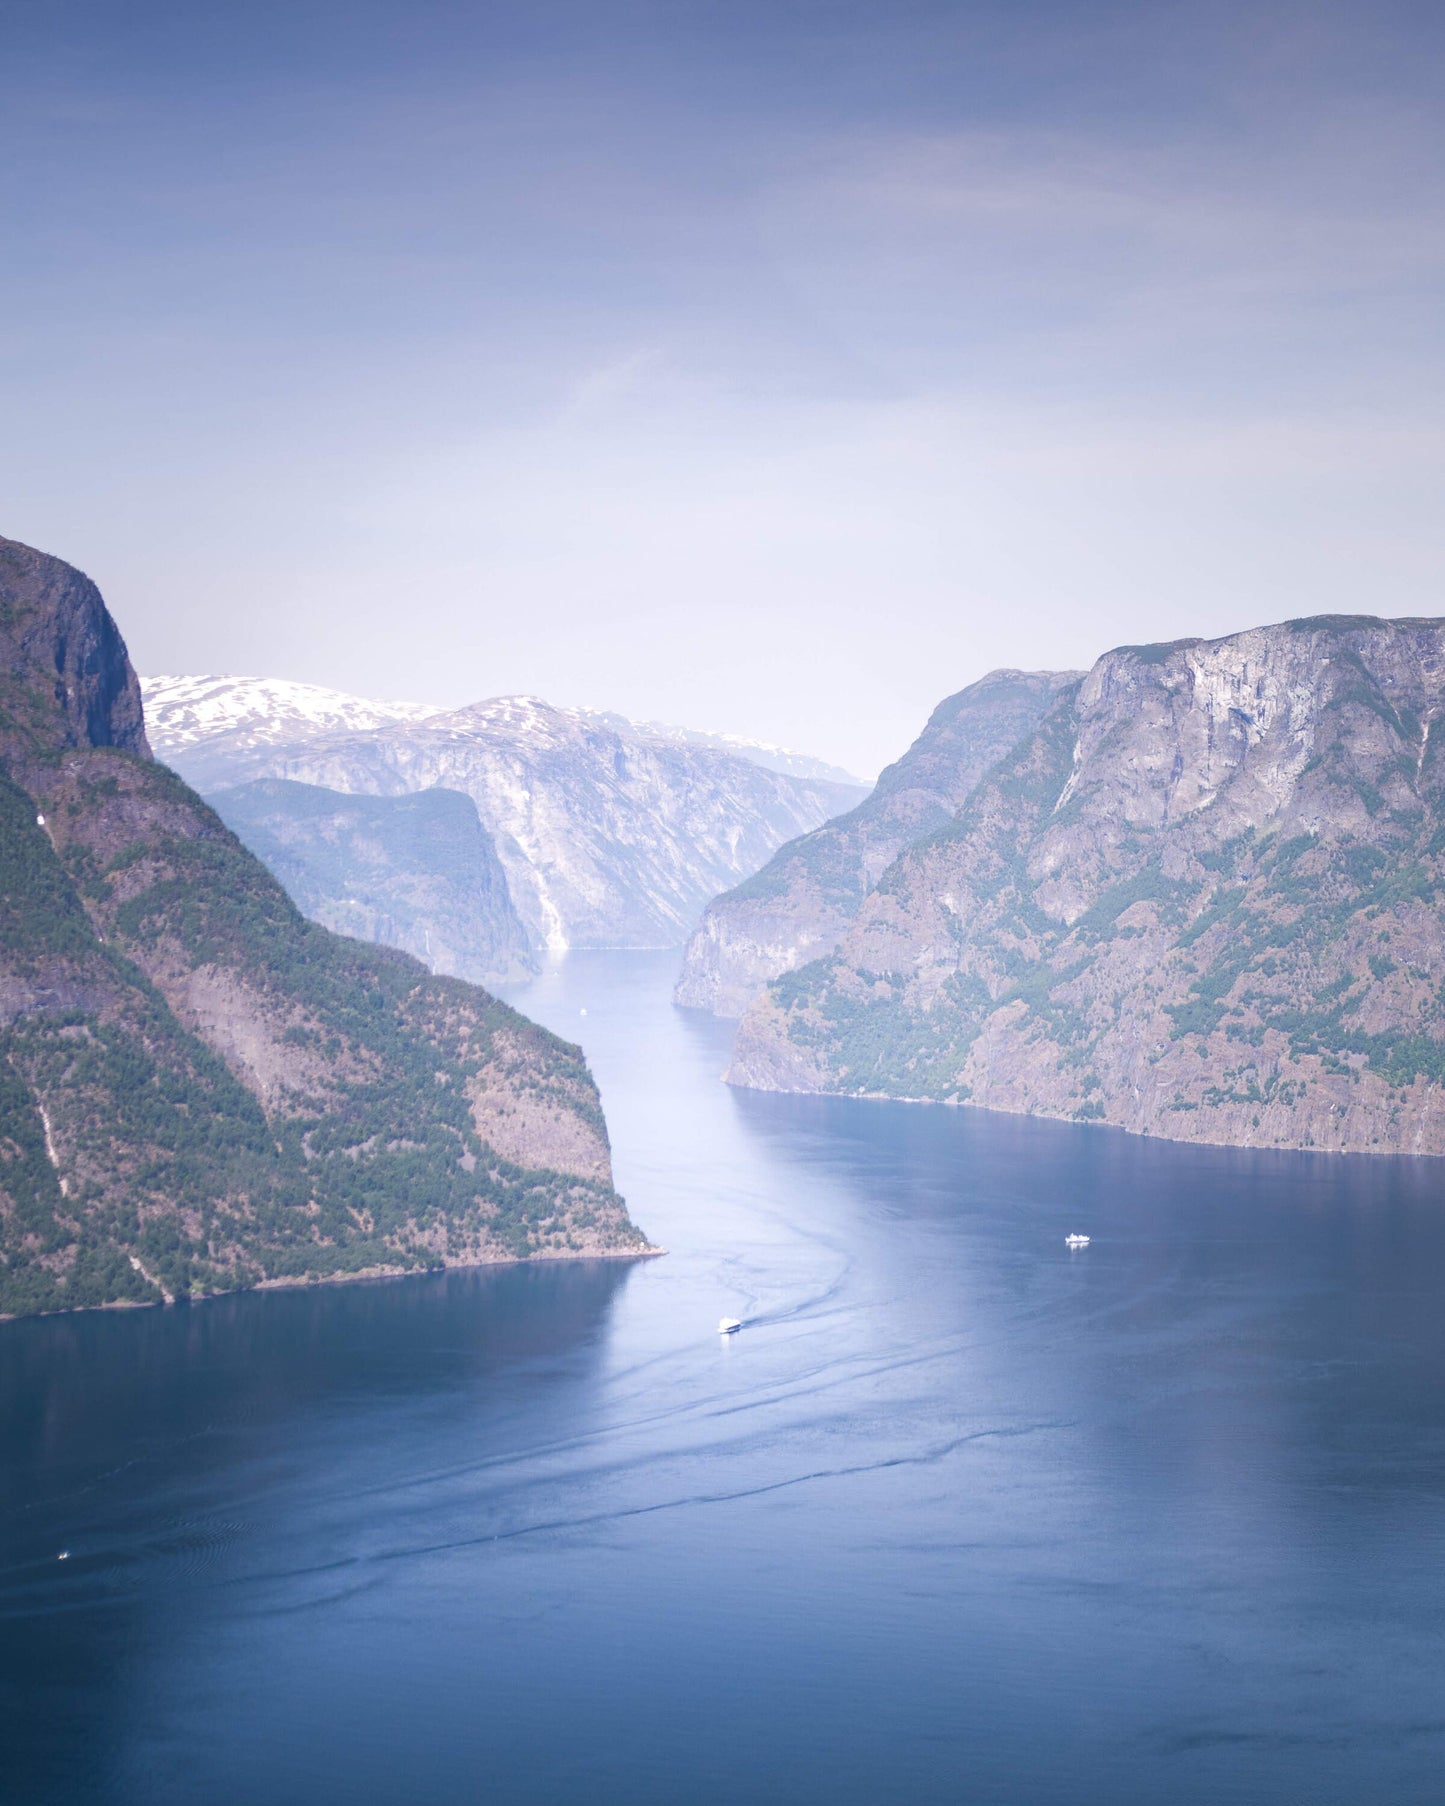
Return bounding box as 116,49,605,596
142,677,869,956
143,676,864,789
143,676,441,781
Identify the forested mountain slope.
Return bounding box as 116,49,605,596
0,535,646,1318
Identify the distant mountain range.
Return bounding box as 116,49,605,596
134,674,439,762
723,617,1445,1157
577,710,866,787
0,536,647,1319
143,677,868,973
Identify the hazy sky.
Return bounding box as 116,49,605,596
3,0,1442,775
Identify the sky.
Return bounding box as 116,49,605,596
2,0,1442,777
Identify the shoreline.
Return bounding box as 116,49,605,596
726,1074,1445,1162
0,1241,666,1325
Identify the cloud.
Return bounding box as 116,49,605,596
2,0,1442,773
562,346,668,419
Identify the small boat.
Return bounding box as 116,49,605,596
57,1551,70,1561
717,1316,742,1335
1064,1233,1091,1248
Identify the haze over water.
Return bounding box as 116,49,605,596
6,951,1445,1803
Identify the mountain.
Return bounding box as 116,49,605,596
0,535,647,1319
675,670,1079,1016
139,674,440,787
143,681,869,952
578,710,866,786
728,617,1445,1156
206,779,537,985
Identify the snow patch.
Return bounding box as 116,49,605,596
142,675,442,752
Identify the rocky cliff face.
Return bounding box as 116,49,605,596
207,779,537,985
145,683,866,952
729,618,1445,1156
0,535,149,760
0,536,648,1318
675,670,1078,1016
579,710,865,786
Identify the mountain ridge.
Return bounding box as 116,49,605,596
577,708,866,786
144,675,861,786
0,536,648,1318
675,669,1079,1017
727,615,1445,1157
145,679,868,954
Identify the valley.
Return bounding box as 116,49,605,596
145,677,868,973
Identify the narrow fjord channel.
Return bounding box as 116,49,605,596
6,951,1445,1804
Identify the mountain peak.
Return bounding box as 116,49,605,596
140,674,440,755
0,535,149,760
1,542,647,1317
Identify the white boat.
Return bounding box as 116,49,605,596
1064,1234,1091,1248
718,1316,742,1334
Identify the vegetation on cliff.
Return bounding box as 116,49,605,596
675,669,1078,1016
729,619,1445,1156
0,535,646,1317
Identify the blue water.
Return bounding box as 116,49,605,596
7,952,1445,1804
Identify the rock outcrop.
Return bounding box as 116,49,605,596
729,618,1445,1156
0,535,149,758
676,670,1078,1016
0,535,649,1319
207,779,537,985
144,681,867,953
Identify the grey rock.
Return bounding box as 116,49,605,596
676,669,1078,1016
148,686,867,951
579,710,866,786
0,534,646,1318
0,535,148,758
206,778,537,985
728,617,1445,1157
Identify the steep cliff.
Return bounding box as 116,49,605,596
207,779,537,985
729,618,1445,1156
145,682,867,952
0,535,149,760
0,536,647,1318
579,709,865,785
676,670,1078,1016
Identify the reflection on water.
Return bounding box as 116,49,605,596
6,951,1445,1804
1,1260,636,1804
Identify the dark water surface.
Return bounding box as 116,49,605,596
6,952,1445,1804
